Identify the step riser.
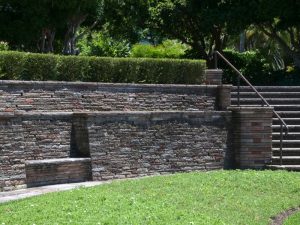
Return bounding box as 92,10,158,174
232,87,300,92
273,135,300,140
271,159,300,165
273,143,300,148
232,93,300,98
232,99,300,104
273,152,300,156
273,121,300,126
273,127,300,133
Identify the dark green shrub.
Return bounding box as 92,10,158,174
220,50,273,85
22,53,58,80
0,51,24,80
0,51,206,84
57,56,90,81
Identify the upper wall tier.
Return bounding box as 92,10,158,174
0,80,231,112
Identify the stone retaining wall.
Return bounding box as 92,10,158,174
0,111,232,191
0,80,231,112
83,111,232,180
0,113,72,191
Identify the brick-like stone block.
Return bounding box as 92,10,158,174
205,69,223,85
230,107,273,169
25,158,92,187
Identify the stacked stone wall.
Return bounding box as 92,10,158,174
84,111,232,180
0,81,231,112
0,113,72,191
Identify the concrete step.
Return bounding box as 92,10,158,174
272,148,300,156
267,165,300,171
273,125,300,132
271,156,300,165
272,140,300,148
277,111,300,118
232,86,300,92
232,92,300,98
273,132,300,140
231,98,300,105
230,105,300,111
273,118,300,125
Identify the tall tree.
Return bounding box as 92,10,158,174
0,0,102,53
229,0,300,68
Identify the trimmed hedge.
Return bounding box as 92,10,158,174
0,51,206,84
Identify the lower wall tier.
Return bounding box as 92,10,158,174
84,111,232,180
0,111,232,191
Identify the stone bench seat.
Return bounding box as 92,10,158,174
25,158,92,187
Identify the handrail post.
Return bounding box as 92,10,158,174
280,124,283,166
237,75,240,107
214,52,218,69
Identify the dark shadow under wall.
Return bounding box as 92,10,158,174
71,114,91,158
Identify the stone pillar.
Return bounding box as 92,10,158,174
216,85,232,110
230,107,273,169
205,69,223,85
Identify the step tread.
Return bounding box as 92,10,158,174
231,97,300,101
272,148,300,151
272,140,300,143
273,132,300,134
272,156,300,159
267,165,300,170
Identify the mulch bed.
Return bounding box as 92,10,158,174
270,206,300,225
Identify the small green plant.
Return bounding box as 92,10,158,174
130,39,190,59
0,41,9,51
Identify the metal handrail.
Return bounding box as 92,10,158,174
214,51,289,165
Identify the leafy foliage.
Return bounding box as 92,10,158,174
221,49,300,85
77,30,131,57
0,41,9,51
0,51,206,84
130,40,189,59
221,50,273,85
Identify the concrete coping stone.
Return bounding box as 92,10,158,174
25,158,91,165
0,80,231,94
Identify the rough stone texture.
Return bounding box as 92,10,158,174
25,158,92,187
205,69,223,85
0,80,230,112
230,107,273,169
85,111,232,180
0,113,72,191
216,85,231,110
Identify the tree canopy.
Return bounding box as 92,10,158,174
0,0,299,68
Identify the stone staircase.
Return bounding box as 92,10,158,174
231,86,300,171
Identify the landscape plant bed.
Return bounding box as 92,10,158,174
1,170,300,224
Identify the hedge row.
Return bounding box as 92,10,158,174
0,51,206,84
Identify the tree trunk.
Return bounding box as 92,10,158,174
37,28,56,53
63,14,87,55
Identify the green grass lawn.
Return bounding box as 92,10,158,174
1,170,300,225
284,211,300,225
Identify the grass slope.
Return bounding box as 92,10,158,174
1,170,300,225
